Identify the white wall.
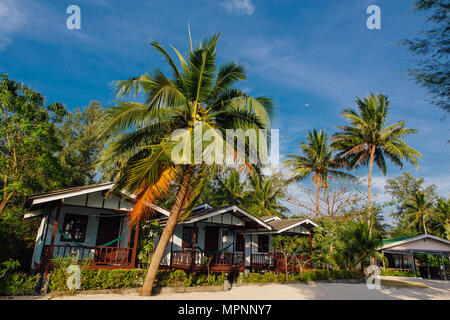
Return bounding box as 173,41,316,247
31,202,132,269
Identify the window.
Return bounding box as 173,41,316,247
60,214,88,242
182,227,194,248
235,232,244,252
258,235,269,253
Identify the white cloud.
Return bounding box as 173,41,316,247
223,0,255,15
0,0,25,49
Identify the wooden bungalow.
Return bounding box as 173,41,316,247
379,234,450,280
25,184,318,274
153,209,318,273
24,183,139,271
247,216,318,272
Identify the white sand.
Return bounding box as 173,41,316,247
38,278,450,300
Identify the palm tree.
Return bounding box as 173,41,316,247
341,219,386,271
330,94,422,230
405,191,434,235
203,168,247,207
432,197,450,240
284,129,351,218
98,33,272,295
245,172,288,218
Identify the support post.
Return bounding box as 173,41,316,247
169,234,174,269
410,251,416,276
48,204,61,263
425,254,431,279
441,254,447,281
242,228,246,270
191,223,197,270
130,223,139,268
309,233,312,268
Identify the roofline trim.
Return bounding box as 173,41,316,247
187,205,272,230
263,216,281,223
380,234,450,250
275,219,319,234
28,183,114,206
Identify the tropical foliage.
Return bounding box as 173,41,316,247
284,129,353,218
98,33,273,295
402,0,449,112
0,74,106,269
330,93,422,230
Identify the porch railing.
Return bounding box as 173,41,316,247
170,250,244,271
40,245,134,270
251,253,312,272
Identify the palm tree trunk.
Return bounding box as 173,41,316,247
141,166,192,296
315,179,321,218
367,145,376,230
422,214,428,235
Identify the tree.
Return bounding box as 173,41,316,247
245,172,288,218
385,172,437,218
284,129,351,218
402,0,449,112
59,101,106,187
430,197,450,240
405,191,435,235
331,93,422,231
384,172,437,237
202,168,247,207
98,33,273,295
272,235,310,281
340,219,386,272
287,176,364,219
0,74,67,214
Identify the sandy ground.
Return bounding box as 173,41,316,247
15,278,449,300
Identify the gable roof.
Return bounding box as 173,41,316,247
24,182,115,211
380,234,450,251
24,183,171,218
179,205,272,230
268,218,318,233
260,216,282,223
382,235,418,247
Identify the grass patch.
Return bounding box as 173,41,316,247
380,279,429,289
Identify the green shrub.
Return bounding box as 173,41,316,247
0,272,39,296
380,269,416,277
0,259,39,296
49,267,226,292
239,269,363,284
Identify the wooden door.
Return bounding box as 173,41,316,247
204,226,219,252
95,216,124,264
96,216,122,247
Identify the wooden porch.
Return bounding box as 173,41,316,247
38,244,137,270
169,250,245,273
250,253,312,272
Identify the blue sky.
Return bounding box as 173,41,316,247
1,0,449,218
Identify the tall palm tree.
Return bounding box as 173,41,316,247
98,33,272,295
284,129,351,218
330,94,422,230
405,191,434,235
246,172,288,218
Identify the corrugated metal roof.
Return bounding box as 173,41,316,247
382,235,418,246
